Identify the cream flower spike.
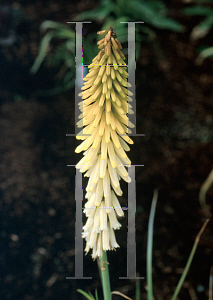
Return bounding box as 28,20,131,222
75,27,134,260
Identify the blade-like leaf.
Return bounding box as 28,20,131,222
190,16,213,40
77,289,95,300
145,0,166,12
30,31,54,73
170,219,209,300
73,0,115,22
65,40,75,51
40,20,71,32
183,6,213,17
73,10,104,21
95,289,99,300
53,28,75,39
125,0,184,31
126,0,157,21
150,17,185,32
146,189,158,300
199,169,213,206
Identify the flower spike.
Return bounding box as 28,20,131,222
76,28,134,260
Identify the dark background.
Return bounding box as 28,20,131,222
0,0,213,299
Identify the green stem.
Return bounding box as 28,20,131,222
147,189,158,300
98,251,112,300
170,219,209,300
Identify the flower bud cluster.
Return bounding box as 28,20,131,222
75,28,135,259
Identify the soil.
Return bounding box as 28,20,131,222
0,1,213,300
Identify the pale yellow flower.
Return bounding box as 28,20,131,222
75,27,135,260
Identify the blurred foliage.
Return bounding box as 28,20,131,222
31,0,184,94
183,0,213,64
31,20,76,95
75,0,185,63
74,0,184,31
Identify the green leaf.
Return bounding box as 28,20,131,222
146,189,158,300
30,31,54,73
125,0,184,31
183,6,213,17
77,289,95,300
65,40,75,51
73,10,104,21
89,292,95,298
45,42,74,68
73,0,115,22
170,219,209,300
150,17,185,32
126,0,157,22
145,0,166,12
95,289,99,300
40,20,71,32
196,46,213,64
199,169,213,206
190,16,213,39
53,28,75,39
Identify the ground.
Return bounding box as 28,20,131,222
0,1,213,300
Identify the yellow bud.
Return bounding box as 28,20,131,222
98,66,105,77
99,93,106,106
118,48,125,59
97,30,106,35
111,37,118,50
115,70,123,82
113,80,122,93
94,75,102,86
106,89,111,100
104,35,108,46
97,38,105,45
110,112,116,130
112,55,118,70
102,82,107,94
105,42,111,57
110,88,117,102
105,110,111,125
107,76,112,89
106,65,111,76
99,53,106,66
102,71,107,83
105,124,110,143
115,38,122,49
110,67,116,80
106,30,111,42
112,47,121,61
106,99,111,112
98,43,105,49
93,84,102,100
107,53,112,65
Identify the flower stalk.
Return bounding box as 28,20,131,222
99,250,112,300
75,27,134,259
